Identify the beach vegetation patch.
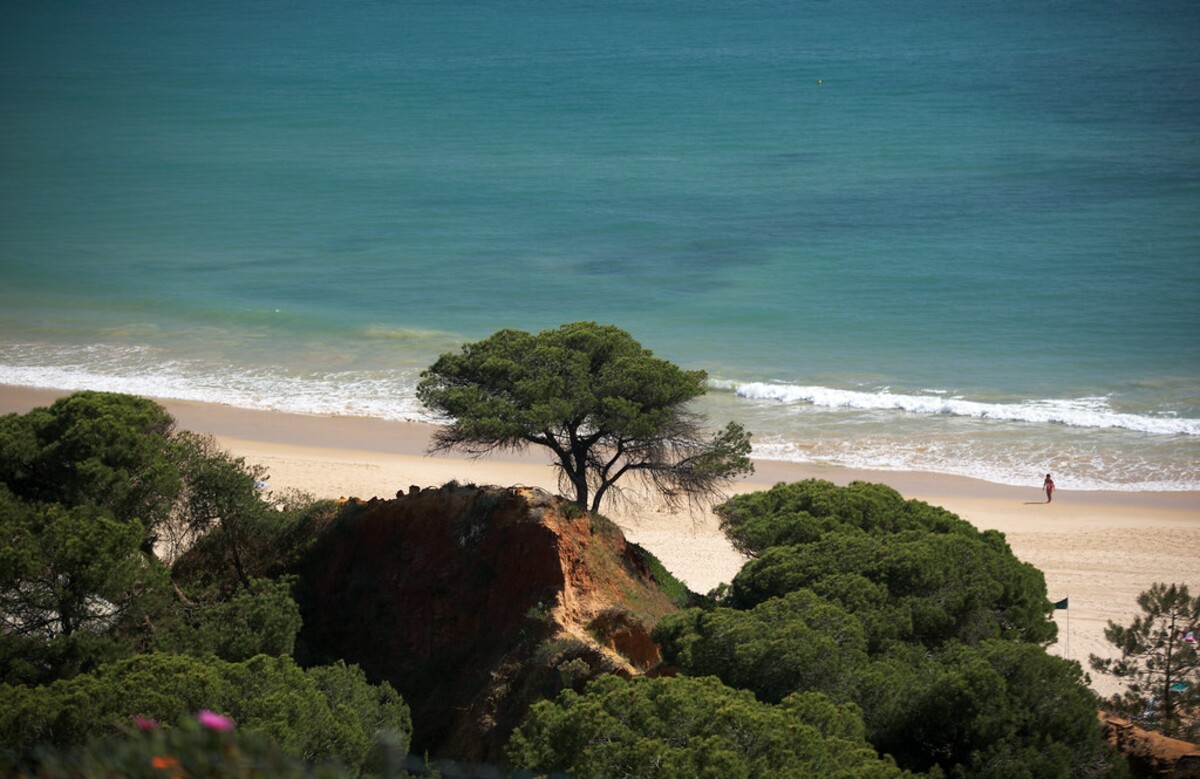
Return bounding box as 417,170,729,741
1091,582,1200,741
716,480,1057,647
0,652,410,774
416,321,753,513
506,674,908,778
629,542,692,610
716,478,971,558
654,588,869,704
150,576,302,663
638,479,1124,777
0,392,414,775
0,391,179,545
0,487,170,685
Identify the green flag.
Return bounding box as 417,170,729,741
1053,597,1069,610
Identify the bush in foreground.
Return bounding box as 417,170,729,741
25,710,351,779
506,674,910,778
0,652,410,775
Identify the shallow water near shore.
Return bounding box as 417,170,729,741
2,0,1198,490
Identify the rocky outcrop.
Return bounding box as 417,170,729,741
293,483,683,762
1100,713,1200,778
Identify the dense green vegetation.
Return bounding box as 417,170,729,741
717,479,1051,642
0,391,1146,777
0,392,410,776
417,321,753,512
508,674,909,778
650,480,1120,778
0,653,408,770
508,481,1124,778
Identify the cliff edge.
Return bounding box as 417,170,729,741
293,483,685,762
1100,714,1200,778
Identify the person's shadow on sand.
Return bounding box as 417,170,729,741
1024,500,1051,505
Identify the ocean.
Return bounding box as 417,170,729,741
1,0,1197,491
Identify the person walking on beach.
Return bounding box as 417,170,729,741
1043,473,1055,503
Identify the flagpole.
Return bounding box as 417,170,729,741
1054,595,1070,659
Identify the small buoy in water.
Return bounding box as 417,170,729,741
818,79,822,86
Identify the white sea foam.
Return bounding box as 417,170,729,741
749,438,1198,493
3,345,1197,492
731,381,1200,436
0,345,432,423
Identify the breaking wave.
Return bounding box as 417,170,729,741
728,381,1199,436
0,343,430,422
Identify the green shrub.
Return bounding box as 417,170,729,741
629,542,692,609
22,711,351,778
0,653,411,774
506,674,906,778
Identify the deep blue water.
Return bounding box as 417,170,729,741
2,0,1198,489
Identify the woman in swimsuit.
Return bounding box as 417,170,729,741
1043,473,1055,503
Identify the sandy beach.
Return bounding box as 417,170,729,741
4,385,1198,696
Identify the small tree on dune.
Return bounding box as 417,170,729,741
1090,582,1199,740
416,322,753,513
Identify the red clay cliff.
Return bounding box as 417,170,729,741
293,483,683,762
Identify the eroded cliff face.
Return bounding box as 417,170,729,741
1100,714,1200,779
293,483,682,762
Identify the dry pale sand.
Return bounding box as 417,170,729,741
4,385,1198,696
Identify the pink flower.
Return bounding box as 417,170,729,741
133,716,159,731
196,709,235,732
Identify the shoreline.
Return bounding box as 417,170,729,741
3,384,1198,695
4,384,1195,507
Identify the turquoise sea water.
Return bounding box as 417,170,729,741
2,1,1198,490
